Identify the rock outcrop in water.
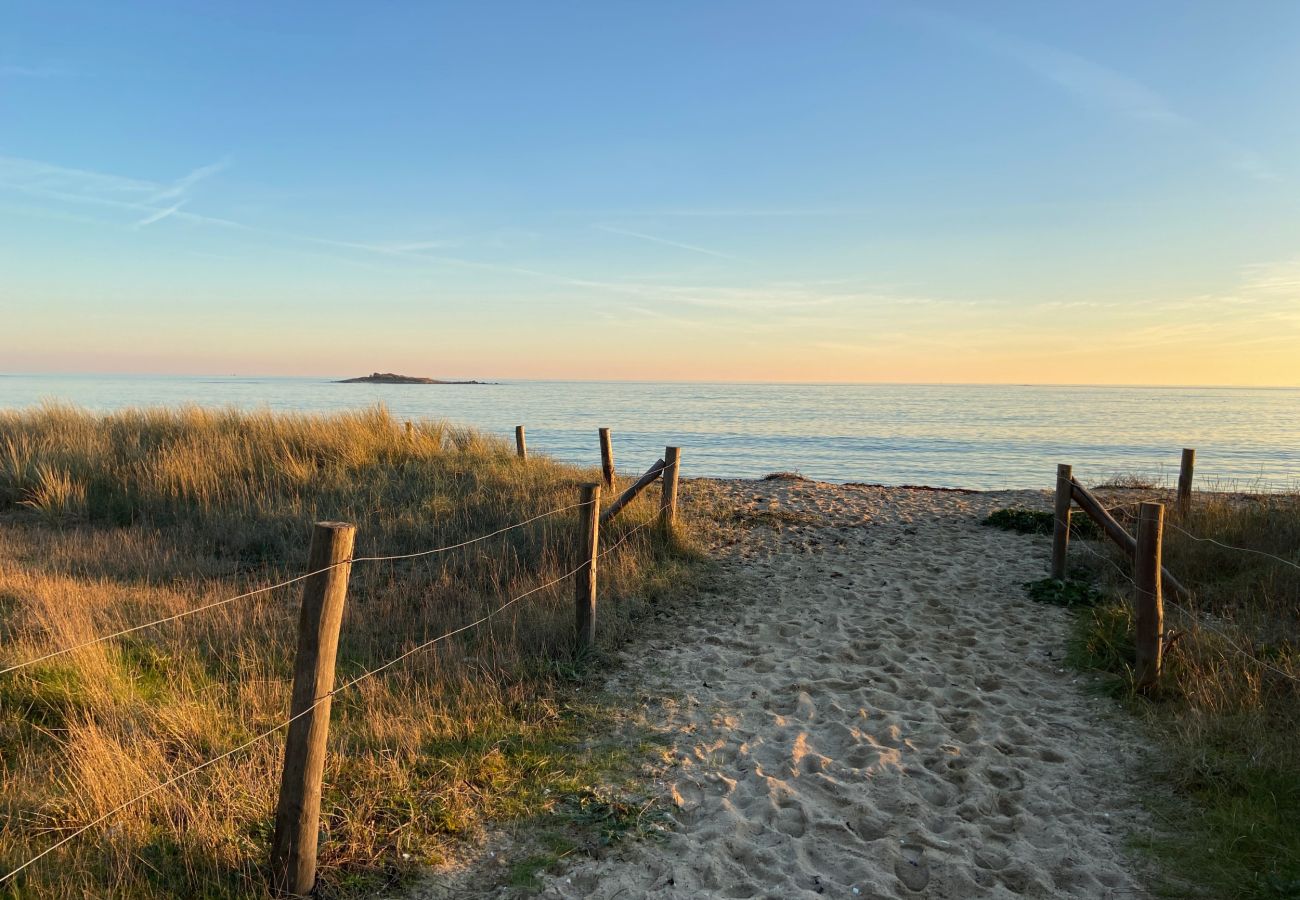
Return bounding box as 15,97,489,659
336,372,486,385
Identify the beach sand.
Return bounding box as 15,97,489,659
532,478,1147,899
406,479,1149,899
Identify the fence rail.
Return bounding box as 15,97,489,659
1048,446,1299,692
0,426,686,894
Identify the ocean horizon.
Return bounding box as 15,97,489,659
2,373,1297,491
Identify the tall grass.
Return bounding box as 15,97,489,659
1069,491,1300,898
0,405,700,898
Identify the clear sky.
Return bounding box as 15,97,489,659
3,2,1298,384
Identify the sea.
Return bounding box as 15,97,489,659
1,374,1297,492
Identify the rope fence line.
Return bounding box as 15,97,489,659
0,500,593,678
1063,490,1300,688
1096,495,1165,515
1164,520,1300,573
0,432,683,892
0,506,664,887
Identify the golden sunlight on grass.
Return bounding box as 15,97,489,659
0,405,703,898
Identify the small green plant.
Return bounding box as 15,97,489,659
983,507,1100,538
1024,577,1103,608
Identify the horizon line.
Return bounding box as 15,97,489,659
2,371,1298,391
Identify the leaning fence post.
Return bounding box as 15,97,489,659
1051,463,1072,580
515,425,527,460
270,522,356,896
661,446,681,530
575,483,601,650
599,428,615,487
1177,448,1195,513
1135,502,1165,691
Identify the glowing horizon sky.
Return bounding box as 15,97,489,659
3,2,1299,386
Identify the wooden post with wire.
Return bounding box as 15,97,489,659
599,428,615,487
1177,448,1195,513
270,522,356,897
575,483,601,650
1135,502,1165,691
515,426,527,460
1051,463,1072,580
661,446,681,531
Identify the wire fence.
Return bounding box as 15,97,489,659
1067,498,1300,688
0,441,680,891
0,510,660,886
0,500,592,678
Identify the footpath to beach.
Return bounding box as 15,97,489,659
534,479,1147,899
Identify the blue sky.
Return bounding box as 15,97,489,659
3,1,1298,383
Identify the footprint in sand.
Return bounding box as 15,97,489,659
895,839,931,891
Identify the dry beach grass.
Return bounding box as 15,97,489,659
0,406,698,898
1067,488,1300,898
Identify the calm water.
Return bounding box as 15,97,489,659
1,375,1297,491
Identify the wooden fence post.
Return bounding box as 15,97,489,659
1177,448,1195,512
575,483,601,650
599,428,615,488
1051,464,1072,580
405,421,414,441
661,446,681,530
1135,502,1165,691
270,522,356,896
515,426,527,460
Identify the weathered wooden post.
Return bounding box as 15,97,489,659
599,427,615,487
404,421,414,441
515,426,527,460
575,483,601,650
1177,448,1195,513
661,446,681,530
599,459,665,525
1051,464,1073,580
1135,502,1165,690
270,522,356,896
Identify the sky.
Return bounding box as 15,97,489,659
2,1,1298,385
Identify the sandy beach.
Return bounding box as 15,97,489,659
523,478,1148,899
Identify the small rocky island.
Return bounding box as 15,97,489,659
337,372,487,385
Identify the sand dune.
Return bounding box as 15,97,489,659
535,480,1147,899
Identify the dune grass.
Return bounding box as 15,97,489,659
0,405,702,898
1066,491,1300,898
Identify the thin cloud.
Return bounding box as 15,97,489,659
134,201,186,228
596,223,737,260
899,5,1274,179
149,158,231,202
0,154,914,319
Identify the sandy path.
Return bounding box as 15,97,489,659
536,480,1146,899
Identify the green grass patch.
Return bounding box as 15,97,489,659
1024,577,1104,609
983,507,1101,539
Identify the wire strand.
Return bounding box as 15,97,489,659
0,511,661,886
0,500,592,678
1164,520,1300,572
1073,539,1300,686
